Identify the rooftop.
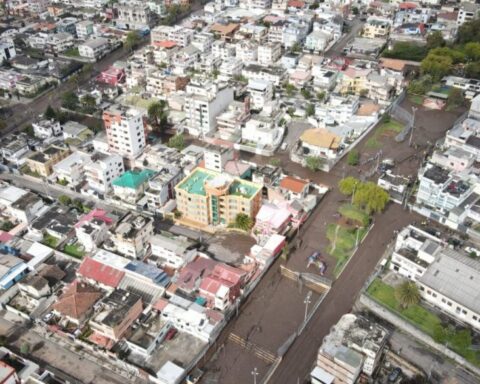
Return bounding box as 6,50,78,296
112,169,156,190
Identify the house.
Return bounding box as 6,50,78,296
144,166,183,212
110,213,154,259
18,274,50,300
89,289,142,346
457,3,480,26
241,113,283,149
76,20,94,40
305,30,331,53
51,280,103,325
84,153,124,196
0,255,28,290
203,144,235,173
77,255,127,289
78,38,109,60
257,43,282,66
242,64,286,86
75,209,114,253
254,203,291,236
279,176,310,200
362,18,391,39
53,151,92,185
150,233,196,269
311,314,388,384
96,66,125,86
8,192,44,224
299,128,342,161
377,171,410,203
32,119,62,139
112,169,156,204
25,146,70,177
115,2,154,29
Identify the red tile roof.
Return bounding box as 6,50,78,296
77,257,125,288
199,276,223,295
75,208,114,228
288,0,305,8
153,40,177,48
279,176,309,194
52,280,102,320
399,2,417,9
153,297,169,312
211,264,245,286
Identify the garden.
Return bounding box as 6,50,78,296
366,116,404,149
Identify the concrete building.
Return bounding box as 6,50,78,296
457,3,480,26
25,146,70,177
112,169,156,204
84,153,124,195
150,233,196,269
175,167,262,228
362,18,391,39
110,213,154,259
32,119,62,139
0,40,16,62
78,38,109,60
115,2,153,28
203,144,235,173
257,43,282,66
183,81,234,137
418,249,480,331
311,314,388,384
53,151,92,185
76,20,94,40
144,166,183,212
103,106,147,158
247,80,273,110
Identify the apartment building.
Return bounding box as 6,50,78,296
25,146,70,177
242,64,286,86
457,3,480,26
76,20,94,40
203,144,235,173
150,233,196,269
362,18,391,39
144,166,183,211
257,42,282,66
115,2,154,28
183,81,234,137
235,41,258,63
53,151,92,185
110,213,154,259
175,167,262,228
32,119,62,138
247,80,274,109
78,38,109,60
312,314,388,384
151,25,194,47
103,106,147,158
84,152,124,195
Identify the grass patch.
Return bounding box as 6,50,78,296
365,118,404,149
125,95,158,110
338,204,371,226
64,47,80,57
408,94,424,105
327,224,368,275
64,243,85,259
42,234,58,249
367,279,480,366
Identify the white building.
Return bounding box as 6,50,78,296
203,144,235,173
242,64,286,86
76,20,94,40
242,113,282,148
76,217,110,253
103,106,147,158
150,234,197,269
110,213,154,259
52,151,92,185
183,81,234,137
32,119,62,138
78,38,109,60
418,249,480,331
0,40,16,62
305,30,331,53
457,3,480,26
257,43,282,66
247,80,273,110
390,225,443,281
84,153,124,195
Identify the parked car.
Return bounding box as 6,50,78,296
165,327,177,341
388,367,402,382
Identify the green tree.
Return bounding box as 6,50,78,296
426,31,446,50
456,18,480,44
148,101,168,131
291,42,302,53
464,42,480,61
58,195,72,206
61,91,79,110
421,53,452,81
347,150,359,166
81,94,97,113
448,87,465,108
382,42,428,61
395,281,420,309
465,62,480,79
301,88,312,99
211,68,220,79
125,31,141,52
305,104,315,117
338,177,360,196
44,105,56,120
430,47,465,64
408,75,432,95
284,83,296,96
317,91,326,101
269,158,281,167
167,133,185,150
234,213,253,231
20,342,30,355
305,156,323,172
351,6,359,15
353,182,389,214
24,124,34,137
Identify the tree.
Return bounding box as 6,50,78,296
408,75,432,95
305,156,323,172
305,104,315,117
448,87,465,108
395,281,420,309
421,53,452,81
61,91,79,110
167,133,185,150
347,150,359,166
430,47,465,64
234,213,253,231
351,6,359,15
125,31,141,52
426,31,445,50
44,105,56,120
301,88,312,100
291,42,302,53
284,83,296,96
58,195,72,206
465,62,480,79
24,124,34,137
20,342,30,355
456,18,480,44
211,68,220,79
269,158,281,167
338,177,360,196
81,95,97,113
352,182,389,214
148,101,168,131
317,91,326,101
464,42,480,62
382,42,428,61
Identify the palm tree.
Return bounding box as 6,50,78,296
148,101,168,131
395,281,420,309
234,213,253,231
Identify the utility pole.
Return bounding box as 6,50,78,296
304,291,312,322
409,106,418,147
252,367,259,384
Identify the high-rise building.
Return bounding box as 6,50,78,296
103,106,146,159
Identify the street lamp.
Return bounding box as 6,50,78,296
409,106,418,147
304,291,312,322
252,367,259,384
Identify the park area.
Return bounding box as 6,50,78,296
367,278,480,367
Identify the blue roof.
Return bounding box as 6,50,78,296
125,261,170,287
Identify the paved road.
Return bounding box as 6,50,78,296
325,18,364,58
